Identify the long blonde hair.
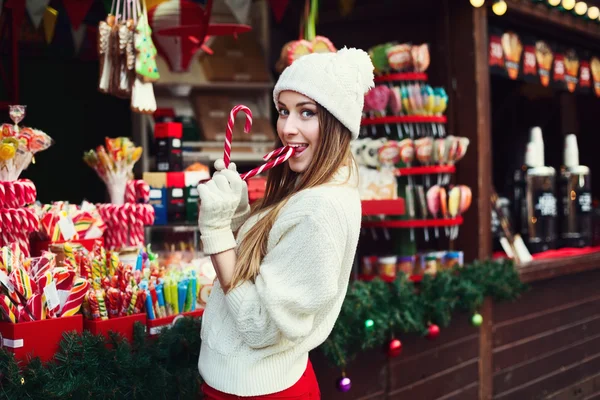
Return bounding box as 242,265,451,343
230,105,354,288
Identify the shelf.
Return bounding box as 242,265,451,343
183,151,265,163
358,274,423,283
362,199,406,216
374,72,428,83
147,224,198,233
362,216,463,228
515,247,600,283
182,141,274,150
396,165,455,176
361,115,447,125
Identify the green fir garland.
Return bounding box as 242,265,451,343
320,258,526,368
0,259,525,398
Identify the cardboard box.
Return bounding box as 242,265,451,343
149,187,167,226
0,315,83,362
83,314,147,343
147,309,204,336
200,32,270,82
193,94,276,143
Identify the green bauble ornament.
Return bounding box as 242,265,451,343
472,313,483,327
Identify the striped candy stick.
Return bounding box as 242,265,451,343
240,146,297,181
52,267,75,291
61,278,90,317
87,290,101,320
223,105,253,168
0,294,17,323
95,289,109,320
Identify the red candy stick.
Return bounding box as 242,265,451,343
223,105,253,168
240,146,296,181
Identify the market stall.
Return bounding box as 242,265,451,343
1,0,600,398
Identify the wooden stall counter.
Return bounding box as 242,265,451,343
311,249,600,399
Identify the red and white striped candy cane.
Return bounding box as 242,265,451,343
125,180,150,204
262,146,290,162
224,105,253,168
240,146,296,181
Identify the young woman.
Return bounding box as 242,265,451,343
197,48,374,399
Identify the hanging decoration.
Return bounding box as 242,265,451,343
150,0,251,73
268,0,289,22
98,0,158,114
26,0,52,29
72,24,87,55
275,0,336,73
62,0,93,30
43,6,58,45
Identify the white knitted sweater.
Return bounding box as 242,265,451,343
198,167,361,396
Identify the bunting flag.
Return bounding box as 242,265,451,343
26,0,52,28
267,0,288,23
338,0,355,17
71,23,86,55
62,0,93,30
43,6,58,44
225,0,251,24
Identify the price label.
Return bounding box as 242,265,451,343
534,191,557,218
489,36,504,68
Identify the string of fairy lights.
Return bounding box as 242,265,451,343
470,0,600,20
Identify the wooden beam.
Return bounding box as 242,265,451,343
503,0,600,46
448,2,492,263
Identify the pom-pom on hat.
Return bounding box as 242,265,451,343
273,47,375,140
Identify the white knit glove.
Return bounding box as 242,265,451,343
197,173,240,255
214,159,250,231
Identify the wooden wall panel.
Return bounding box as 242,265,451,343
311,348,387,400
492,269,600,399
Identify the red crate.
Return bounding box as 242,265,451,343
146,309,204,336
83,314,147,343
0,315,83,363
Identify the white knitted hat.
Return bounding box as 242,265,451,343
273,47,375,140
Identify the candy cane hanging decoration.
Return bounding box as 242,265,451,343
223,105,253,168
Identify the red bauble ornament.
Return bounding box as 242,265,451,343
427,324,440,340
388,338,402,357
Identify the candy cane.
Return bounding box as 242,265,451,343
125,180,150,204
224,105,253,168
240,146,296,181
262,146,290,162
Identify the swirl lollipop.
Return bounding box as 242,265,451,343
389,87,405,138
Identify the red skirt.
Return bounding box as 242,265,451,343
201,359,320,399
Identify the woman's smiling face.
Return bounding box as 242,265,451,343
276,91,320,174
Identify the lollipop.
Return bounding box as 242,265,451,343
415,137,433,187
452,185,473,240
427,185,441,238
448,186,461,226
439,186,448,237
411,44,430,73
365,86,392,135
454,137,470,163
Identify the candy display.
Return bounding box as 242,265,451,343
0,243,88,323
0,106,53,181
31,201,106,242
368,42,430,75
84,137,144,205
0,108,47,255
